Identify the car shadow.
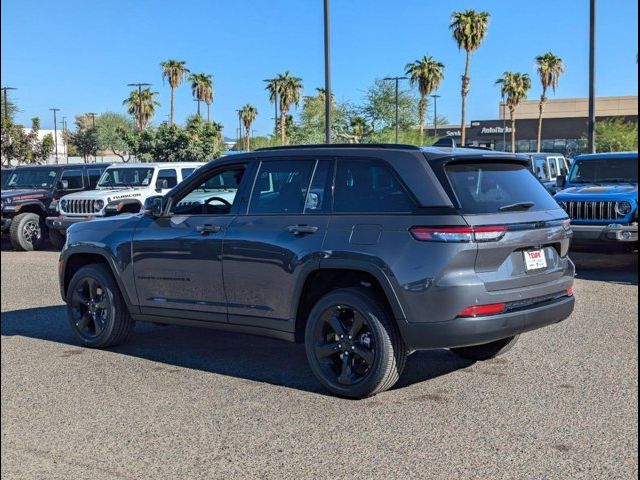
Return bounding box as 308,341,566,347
0,306,474,397
571,252,638,286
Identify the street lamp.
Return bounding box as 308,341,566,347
587,0,596,153
235,109,243,148
127,82,151,131
383,76,408,143
49,108,60,164
323,0,332,144
1,86,17,122
430,94,441,139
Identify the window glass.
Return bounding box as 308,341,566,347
172,166,245,215
548,158,558,178
181,168,196,180
249,160,314,214
334,159,414,213
534,158,548,180
156,169,178,189
60,169,84,190
569,157,638,183
559,158,570,176
446,162,558,214
87,169,103,188
7,168,59,189
304,160,332,213
99,168,154,187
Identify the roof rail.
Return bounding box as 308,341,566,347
254,143,423,152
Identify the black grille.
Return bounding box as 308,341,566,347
564,201,623,221
64,199,99,215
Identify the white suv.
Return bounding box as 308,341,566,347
46,162,203,241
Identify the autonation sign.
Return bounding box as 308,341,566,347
480,126,513,135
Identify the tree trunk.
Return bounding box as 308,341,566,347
170,87,175,126
510,109,517,153
460,50,472,146
418,95,426,145
280,109,286,144
207,104,211,123
245,125,251,151
536,88,547,153
197,100,201,118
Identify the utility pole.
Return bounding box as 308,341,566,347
587,0,597,153
1,86,17,122
87,112,97,128
61,116,68,163
383,76,408,143
49,108,60,164
236,109,243,149
323,0,332,144
127,82,151,131
430,94,440,138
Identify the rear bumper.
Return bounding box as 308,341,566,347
571,223,638,243
45,215,94,233
398,295,575,350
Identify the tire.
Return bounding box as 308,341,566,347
450,335,520,361
9,212,44,251
66,264,134,348
48,228,66,250
304,287,407,399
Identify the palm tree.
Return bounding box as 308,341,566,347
495,72,532,153
450,9,490,146
240,104,258,150
189,73,213,119
266,71,303,144
204,88,214,123
264,77,281,138
405,56,445,144
122,88,160,129
160,59,190,126
535,52,565,152
350,116,368,143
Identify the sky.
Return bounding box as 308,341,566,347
1,0,638,137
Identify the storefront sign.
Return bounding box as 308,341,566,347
479,126,513,135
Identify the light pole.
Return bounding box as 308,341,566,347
1,86,17,122
49,108,60,164
501,96,507,151
430,94,440,138
587,0,596,153
61,116,68,163
236,109,243,148
263,78,279,138
323,0,332,144
383,76,408,143
87,112,97,128
127,83,151,131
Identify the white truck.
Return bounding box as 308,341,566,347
46,162,203,246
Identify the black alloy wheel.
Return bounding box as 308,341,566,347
70,276,110,339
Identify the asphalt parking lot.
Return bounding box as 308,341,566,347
1,246,637,479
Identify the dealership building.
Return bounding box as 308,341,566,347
433,95,638,156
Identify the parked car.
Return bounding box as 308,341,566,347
1,163,111,250
59,144,575,398
555,152,638,252
526,153,571,194
46,162,203,244
1,167,14,190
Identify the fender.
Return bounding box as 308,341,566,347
59,243,140,314
105,198,143,215
9,200,47,216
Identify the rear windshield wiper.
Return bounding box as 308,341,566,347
499,201,535,211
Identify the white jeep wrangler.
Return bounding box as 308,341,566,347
46,162,203,245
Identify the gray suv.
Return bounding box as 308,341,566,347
58,144,575,398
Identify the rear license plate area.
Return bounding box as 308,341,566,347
523,249,547,272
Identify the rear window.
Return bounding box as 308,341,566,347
446,162,559,214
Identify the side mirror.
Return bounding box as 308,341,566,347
156,179,169,191
556,175,567,189
58,179,69,190
143,196,164,217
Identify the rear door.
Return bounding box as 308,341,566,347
442,160,571,290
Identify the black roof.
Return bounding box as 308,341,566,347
255,143,423,152
11,162,113,170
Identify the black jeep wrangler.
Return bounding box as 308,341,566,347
1,163,110,250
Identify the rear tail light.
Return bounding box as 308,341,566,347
458,303,507,318
410,225,507,243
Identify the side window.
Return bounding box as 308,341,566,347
249,160,314,214
156,169,178,189
334,159,414,213
60,169,84,190
87,169,103,188
181,168,196,180
548,158,558,178
304,160,332,213
171,166,245,216
534,159,548,180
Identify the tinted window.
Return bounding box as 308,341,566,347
569,157,638,183
156,169,178,189
87,168,103,188
305,160,332,213
249,160,314,214
7,168,59,189
446,162,559,213
181,168,196,180
334,159,414,213
60,169,84,190
99,168,154,187
172,166,245,215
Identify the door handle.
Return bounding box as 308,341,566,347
195,224,222,235
287,225,319,235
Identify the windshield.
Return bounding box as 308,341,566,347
5,168,59,189
569,157,638,184
446,162,559,214
98,168,154,188
1,169,13,187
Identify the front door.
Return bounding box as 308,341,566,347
223,158,333,329
131,164,249,322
